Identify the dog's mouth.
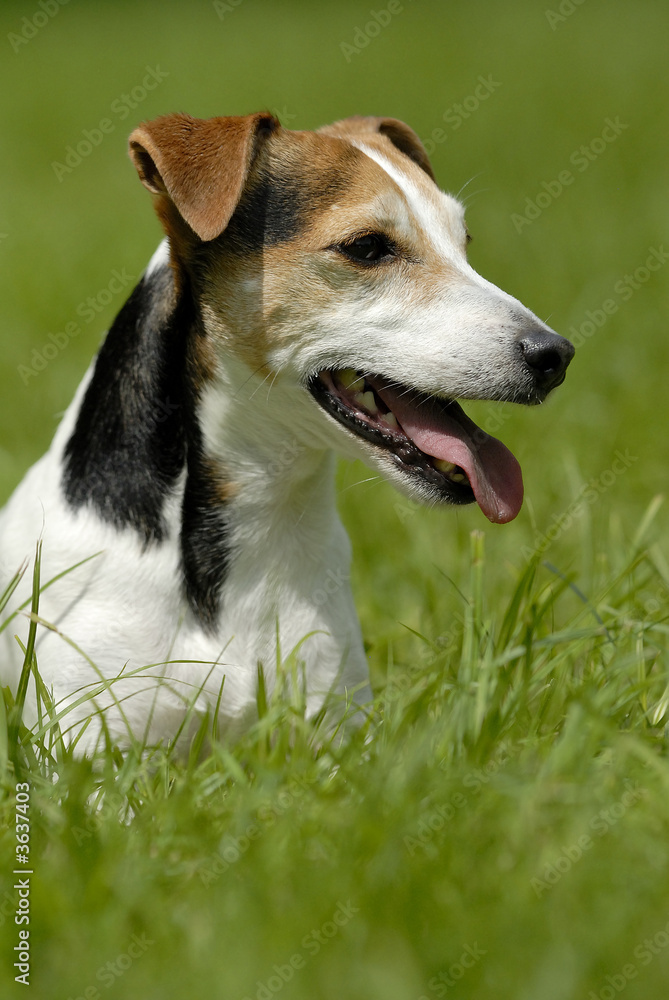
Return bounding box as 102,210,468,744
309,369,524,523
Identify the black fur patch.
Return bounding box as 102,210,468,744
223,173,305,253
62,260,231,631
180,422,232,630
222,164,350,255
62,264,187,542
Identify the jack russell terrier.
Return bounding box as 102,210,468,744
0,112,574,752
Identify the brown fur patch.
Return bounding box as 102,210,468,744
129,112,279,243
204,454,239,504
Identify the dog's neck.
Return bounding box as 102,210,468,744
61,252,350,645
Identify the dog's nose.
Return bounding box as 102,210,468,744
519,327,575,392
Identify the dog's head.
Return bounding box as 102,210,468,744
129,112,574,524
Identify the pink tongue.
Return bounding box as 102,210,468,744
374,383,524,523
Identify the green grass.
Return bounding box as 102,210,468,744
2,515,669,999
1,1,668,998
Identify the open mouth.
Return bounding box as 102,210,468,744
309,369,524,523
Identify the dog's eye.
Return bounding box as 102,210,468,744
338,234,394,264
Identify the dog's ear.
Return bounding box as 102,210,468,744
128,112,279,242
318,115,435,182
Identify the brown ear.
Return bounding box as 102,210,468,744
318,115,436,182
128,112,279,242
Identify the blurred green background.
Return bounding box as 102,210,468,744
1,0,666,620
1,2,668,998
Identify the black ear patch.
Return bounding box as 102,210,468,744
378,120,436,181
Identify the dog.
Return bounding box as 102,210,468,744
0,112,574,752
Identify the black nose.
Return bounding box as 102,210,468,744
519,327,575,392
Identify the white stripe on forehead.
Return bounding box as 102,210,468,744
350,140,467,259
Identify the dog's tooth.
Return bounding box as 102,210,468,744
451,472,467,483
352,390,378,414
360,391,378,414
434,459,455,474
380,411,398,429
338,369,365,391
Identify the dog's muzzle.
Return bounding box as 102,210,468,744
308,325,575,526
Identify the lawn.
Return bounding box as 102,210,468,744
1,1,668,998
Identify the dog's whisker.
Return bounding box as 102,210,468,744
456,171,485,200
264,370,281,403
338,475,382,496
462,187,489,207
235,364,271,400
248,371,273,398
